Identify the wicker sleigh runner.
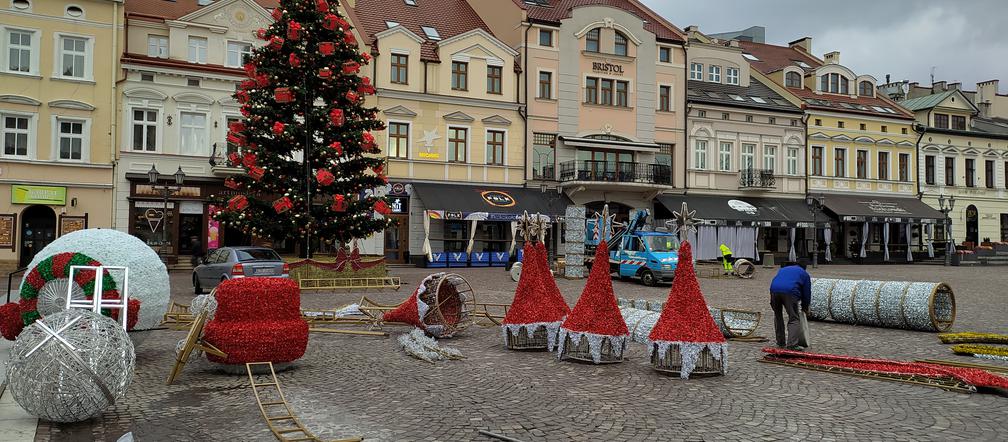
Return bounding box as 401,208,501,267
502,241,570,351
648,241,727,379
557,240,629,364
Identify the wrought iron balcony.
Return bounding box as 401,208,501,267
739,168,776,189
559,160,672,186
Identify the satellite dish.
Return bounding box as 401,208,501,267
510,262,522,282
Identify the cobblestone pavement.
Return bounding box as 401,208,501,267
32,263,1008,441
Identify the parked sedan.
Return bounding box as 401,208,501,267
192,246,289,294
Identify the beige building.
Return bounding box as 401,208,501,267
881,79,1008,120
0,0,123,271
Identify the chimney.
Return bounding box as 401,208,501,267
932,80,946,93
728,39,739,48
823,51,840,64
788,37,812,53
684,25,699,40
885,74,891,84
948,82,960,91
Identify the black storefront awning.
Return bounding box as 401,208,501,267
411,183,572,221
654,194,818,227
823,194,944,223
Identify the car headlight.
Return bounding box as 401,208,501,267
662,265,672,270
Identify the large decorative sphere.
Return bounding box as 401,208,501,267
20,228,170,330
6,309,135,422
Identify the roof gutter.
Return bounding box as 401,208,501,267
802,110,810,200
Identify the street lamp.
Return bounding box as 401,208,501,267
148,165,185,258
540,184,564,266
937,194,956,266
806,193,824,268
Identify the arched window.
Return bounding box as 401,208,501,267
614,31,628,56
858,80,874,97
820,73,852,94
785,71,801,88
586,28,600,53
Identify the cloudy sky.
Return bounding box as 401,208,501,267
642,0,1008,92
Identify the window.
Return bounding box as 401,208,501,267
2,115,30,157
421,26,440,40
785,71,801,88
769,117,775,125
952,115,966,131
690,63,703,80
856,150,868,178
791,119,798,127
614,32,628,56
6,29,35,74
722,112,730,120
57,119,84,160
179,112,207,156
834,148,846,177
539,29,552,47
226,41,252,67
881,125,888,133
708,65,721,82
538,71,552,99
694,139,707,169
745,115,753,123
66,5,83,17
390,54,408,84
811,147,823,176
966,158,975,187
187,78,200,87
820,73,850,94
385,21,399,28
448,127,467,162
900,153,910,182
763,145,776,172
451,61,467,90
487,65,502,94
718,142,732,171
188,36,207,64
12,0,29,10
698,110,706,118
837,121,844,129
741,143,755,170
901,127,908,135
148,35,168,58
858,80,873,96
404,0,416,5
600,79,613,105
659,47,671,63
141,72,154,82
615,81,628,107
877,151,889,180
934,113,949,129
925,156,935,185
945,157,955,186
743,53,760,61
585,77,597,104
659,85,671,111
585,28,599,52
859,123,867,131
486,130,504,165
532,133,556,179
656,142,673,168
59,36,86,78
132,109,157,151
726,67,739,85
787,147,799,175
815,118,822,126
388,122,408,158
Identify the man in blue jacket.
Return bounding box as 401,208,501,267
769,259,812,350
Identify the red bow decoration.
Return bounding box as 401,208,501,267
329,141,343,155
319,41,335,55
248,166,265,181
242,152,257,168
227,195,249,211
269,36,284,50
272,121,286,135
288,53,301,68
272,196,293,214
224,178,240,190
271,8,283,20
374,200,391,216
345,91,359,103
318,67,332,79
342,61,360,75
255,28,268,40
331,194,347,212
333,244,363,272
322,13,339,30
315,0,330,13
344,31,356,45
287,22,302,41
315,169,335,186
329,108,345,126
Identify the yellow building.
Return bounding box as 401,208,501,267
0,0,123,271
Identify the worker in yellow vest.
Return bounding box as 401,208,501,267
719,243,734,274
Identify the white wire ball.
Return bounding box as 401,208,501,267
6,309,136,422
190,294,218,321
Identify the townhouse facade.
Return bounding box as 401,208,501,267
0,0,122,272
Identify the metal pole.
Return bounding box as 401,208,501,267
303,64,312,258
944,211,952,266
162,183,168,258
812,203,818,268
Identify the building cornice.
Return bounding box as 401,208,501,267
376,89,521,111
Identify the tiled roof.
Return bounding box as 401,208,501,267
963,117,1008,137
518,0,686,43
125,0,279,19
348,0,493,62
738,41,821,75
788,86,915,120
687,77,802,114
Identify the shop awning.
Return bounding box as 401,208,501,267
411,183,572,221
654,194,818,227
822,194,944,223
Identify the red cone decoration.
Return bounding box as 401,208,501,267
648,241,726,378
558,240,628,363
502,241,570,350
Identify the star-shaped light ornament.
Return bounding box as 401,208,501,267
530,213,549,243
591,204,616,243
516,211,536,243
672,201,697,243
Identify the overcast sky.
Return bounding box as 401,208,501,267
642,0,1008,92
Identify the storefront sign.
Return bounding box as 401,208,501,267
480,190,516,208
11,185,66,205
592,62,624,75
134,185,201,198
445,211,463,220
179,200,204,215
861,199,910,215
145,208,165,232
728,199,758,215
389,182,407,196
388,196,408,214
418,152,440,159
0,214,14,250
59,215,87,236
134,201,174,209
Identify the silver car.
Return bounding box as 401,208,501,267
192,246,289,294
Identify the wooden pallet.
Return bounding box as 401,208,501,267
246,362,363,442
299,277,401,291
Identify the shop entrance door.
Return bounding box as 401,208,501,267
384,215,409,263
1001,214,1008,242
19,205,57,267
965,204,979,245
178,214,204,260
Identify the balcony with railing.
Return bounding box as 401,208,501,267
558,160,672,187
739,168,776,189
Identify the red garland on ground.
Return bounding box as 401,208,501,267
503,242,569,325
560,241,628,337
202,277,308,365
648,241,725,344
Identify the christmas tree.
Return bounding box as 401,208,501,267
212,0,392,256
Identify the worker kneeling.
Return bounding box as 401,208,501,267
719,243,734,275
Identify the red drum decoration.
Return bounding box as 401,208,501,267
228,195,249,211
342,61,360,74
331,195,347,212
329,108,345,126
287,22,302,41
315,169,335,186
272,121,286,135
202,278,309,365
248,166,265,181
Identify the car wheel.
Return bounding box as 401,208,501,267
640,269,656,287
193,274,204,295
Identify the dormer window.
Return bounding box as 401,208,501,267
726,67,739,85
385,21,399,29
858,80,874,97
614,31,628,56
794,60,811,69
820,72,849,94
708,65,721,83
421,26,440,40
585,28,600,53
785,71,801,88
742,53,759,61
690,63,703,80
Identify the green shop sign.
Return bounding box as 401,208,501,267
11,185,67,205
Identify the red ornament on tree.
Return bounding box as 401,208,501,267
331,195,347,212
269,36,284,50
322,13,339,30
229,120,246,133
357,78,375,95
315,169,335,186
240,106,250,117
341,61,360,74
372,164,384,175
361,52,371,63
254,73,270,87
329,108,344,126
272,197,294,214
239,79,256,90
227,152,240,166
272,121,286,135
315,0,330,13
329,141,343,155
227,132,246,146
243,62,256,77
345,90,359,103
224,178,240,190
287,22,302,41
319,41,335,55
374,200,391,215
242,152,257,168
288,53,301,68
344,31,356,45
274,87,293,103
248,166,265,181
236,90,250,104
361,131,376,150
255,28,268,40
318,67,332,79
227,195,249,211
271,8,283,20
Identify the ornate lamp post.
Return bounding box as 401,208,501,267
148,165,185,258
937,194,956,266
539,184,564,265
806,194,824,268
